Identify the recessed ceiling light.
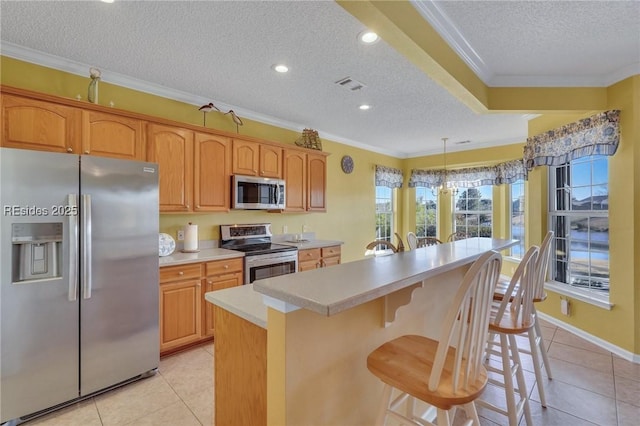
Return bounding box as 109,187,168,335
101,0,115,3
358,30,379,44
359,104,371,110
273,64,289,73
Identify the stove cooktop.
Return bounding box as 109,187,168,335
230,243,297,256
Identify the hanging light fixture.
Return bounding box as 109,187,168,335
433,137,458,196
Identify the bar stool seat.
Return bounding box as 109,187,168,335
367,250,502,426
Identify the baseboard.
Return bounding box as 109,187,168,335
537,311,640,364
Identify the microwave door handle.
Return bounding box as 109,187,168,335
275,183,281,206
68,194,79,301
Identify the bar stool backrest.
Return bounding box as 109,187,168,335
428,250,502,392
534,231,554,300
493,245,539,326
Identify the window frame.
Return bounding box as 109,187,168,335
453,186,493,238
547,155,610,301
415,187,438,238
509,179,526,259
375,185,394,242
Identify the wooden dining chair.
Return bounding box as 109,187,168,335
365,240,398,255
394,232,406,252
447,231,468,242
417,237,442,247
492,231,554,407
478,245,539,426
367,250,502,426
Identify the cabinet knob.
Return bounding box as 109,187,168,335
196,205,200,208
84,150,90,154
207,280,213,285
178,271,184,276
67,147,73,153
224,264,229,269
186,205,190,209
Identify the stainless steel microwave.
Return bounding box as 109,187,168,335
232,175,286,210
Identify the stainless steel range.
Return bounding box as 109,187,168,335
220,223,298,284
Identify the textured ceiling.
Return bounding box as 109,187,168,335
1,1,638,158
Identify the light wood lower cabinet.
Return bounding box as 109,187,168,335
160,258,243,355
203,258,243,337
298,245,341,271
159,264,202,353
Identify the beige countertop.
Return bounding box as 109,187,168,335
159,248,244,267
253,238,517,316
277,239,343,250
204,284,267,328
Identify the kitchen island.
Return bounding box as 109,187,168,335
205,238,515,426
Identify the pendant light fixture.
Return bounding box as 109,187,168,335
433,137,458,196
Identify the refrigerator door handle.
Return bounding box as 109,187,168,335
68,194,79,301
82,194,92,299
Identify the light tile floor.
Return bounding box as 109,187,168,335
22,319,640,425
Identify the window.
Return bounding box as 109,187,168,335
454,186,492,237
375,186,393,241
549,155,609,294
415,187,437,237
510,179,525,258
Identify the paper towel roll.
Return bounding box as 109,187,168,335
184,223,198,252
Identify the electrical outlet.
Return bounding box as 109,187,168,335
302,224,309,232
561,298,570,316
177,230,185,241
283,225,288,234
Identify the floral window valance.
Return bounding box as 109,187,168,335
523,110,620,171
408,159,526,188
375,165,404,188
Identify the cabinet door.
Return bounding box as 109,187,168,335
321,256,341,268
1,94,81,154
307,153,327,211
298,248,321,271
283,149,307,211
160,279,202,352
81,110,145,160
194,132,231,211
259,145,282,178
147,123,194,212
232,139,259,176
203,272,243,337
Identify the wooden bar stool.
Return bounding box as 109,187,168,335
367,250,502,426
492,231,554,407
478,245,539,426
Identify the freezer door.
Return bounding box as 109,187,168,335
0,148,80,422
79,156,159,395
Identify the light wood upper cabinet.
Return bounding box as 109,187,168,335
307,153,327,211
147,123,194,212
232,139,259,176
1,94,81,154
81,110,145,160
259,144,282,178
194,132,231,212
283,149,307,212
232,138,282,178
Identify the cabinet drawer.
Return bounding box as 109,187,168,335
298,248,321,262
160,264,202,283
321,245,341,258
205,258,243,276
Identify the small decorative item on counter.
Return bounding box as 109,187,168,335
158,233,176,257
294,128,323,151
183,222,199,252
88,67,101,104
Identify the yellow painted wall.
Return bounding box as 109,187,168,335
1,56,402,264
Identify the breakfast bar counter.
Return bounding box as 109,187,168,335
206,238,515,426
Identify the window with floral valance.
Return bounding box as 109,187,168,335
523,110,620,170
375,165,404,188
408,159,526,188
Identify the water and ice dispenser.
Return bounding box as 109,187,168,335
11,223,63,283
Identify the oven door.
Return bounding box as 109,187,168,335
245,252,298,284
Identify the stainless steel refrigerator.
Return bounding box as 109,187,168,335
0,147,159,424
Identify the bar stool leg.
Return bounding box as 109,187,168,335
528,324,548,407
499,333,519,426
436,408,451,426
534,307,553,379
509,334,533,426
375,384,392,426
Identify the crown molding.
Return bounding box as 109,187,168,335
410,0,493,84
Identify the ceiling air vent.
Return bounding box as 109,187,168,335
335,76,366,91
455,140,472,145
